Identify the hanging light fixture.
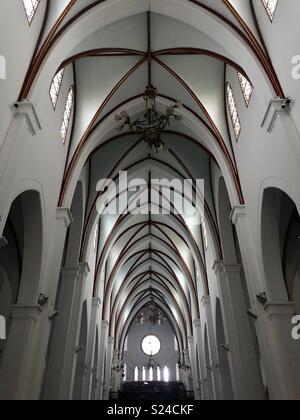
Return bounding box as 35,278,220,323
144,353,161,371
136,295,166,326
115,85,182,152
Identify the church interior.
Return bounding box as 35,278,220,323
0,0,300,401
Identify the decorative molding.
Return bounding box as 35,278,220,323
193,319,201,329
101,320,109,329
264,301,296,318
223,264,242,274
12,101,41,136
78,262,90,277
230,205,246,226
261,97,291,133
92,297,101,308
56,207,73,229
213,260,224,274
11,304,42,323
201,295,211,307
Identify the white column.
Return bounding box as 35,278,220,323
201,297,224,400
42,266,78,400
187,337,201,400
59,262,90,400
183,349,193,394
0,305,42,400
111,351,121,394
47,209,74,301
213,261,265,400
96,320,109,400
82,298,101,400
115,363,122,393
230,206,263,301
103,337,115,400
193,320,209,400
262,302,300,400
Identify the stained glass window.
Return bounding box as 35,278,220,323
23,0,40,24
262,0,278,21
60,87,74,145
202,220,208,251
50,68,65,109
237,72,253,106
226,83,241,141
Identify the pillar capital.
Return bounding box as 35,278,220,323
11,304,42,323
108,337,115,346
264,301,296,318
223,264,242,274
193,319,201,329
92,297,101,308
101,320,109,329
201,295,211,307
187,336,194,344
261,97,291,133
230,205,247,226
56,207,73,228
212,260,224,274
78,262,90,277
12,101,42,136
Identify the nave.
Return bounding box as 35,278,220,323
0,0,300,401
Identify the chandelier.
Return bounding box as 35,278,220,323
145,354,160,371
136,296,166,326
115,85,182,152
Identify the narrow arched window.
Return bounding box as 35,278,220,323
176,364,180,382
226,83,241,141
124,336,128,352
134,367,139,382
157,366,161,381
60,87,74,145
149,367,154,382
50,68,65,110
22,0,40,24
237,72,253,107
261,0,278,21
142,367,147,381
174,336,179,352
164,367,170,383
202,220,208,251
93,223,99,253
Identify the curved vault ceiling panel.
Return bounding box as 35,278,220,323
28,0,280,346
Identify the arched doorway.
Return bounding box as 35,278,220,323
260,187,300,399
0,190,43,399
261,188,300,303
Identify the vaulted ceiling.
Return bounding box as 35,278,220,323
21,0,283,352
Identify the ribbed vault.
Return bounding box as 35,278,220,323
19,0,284,354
